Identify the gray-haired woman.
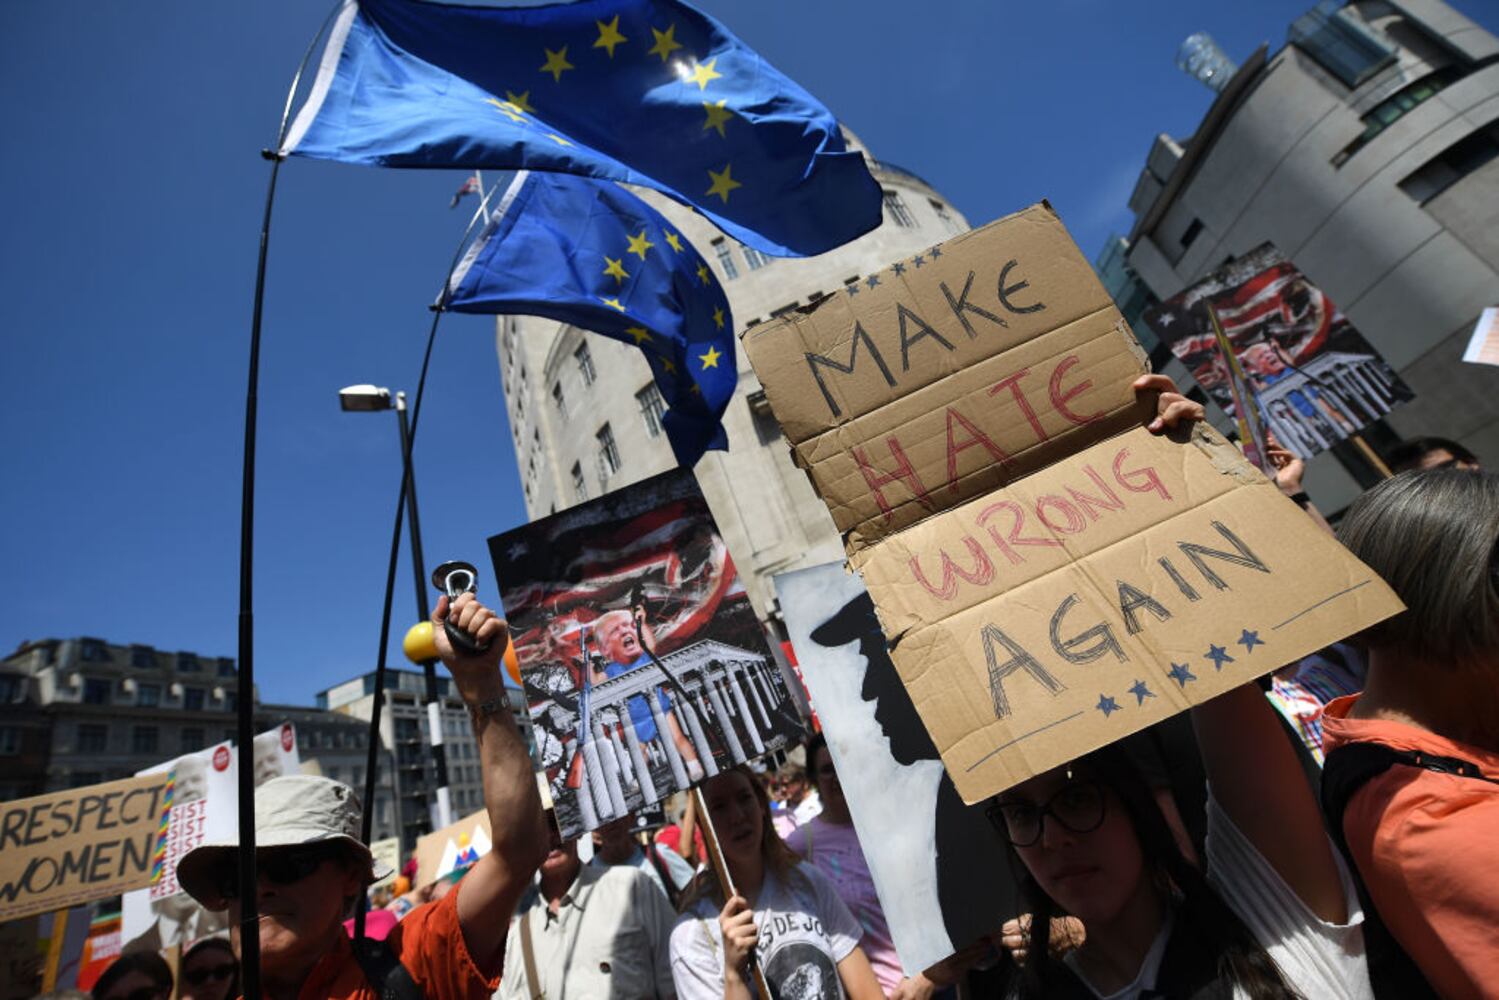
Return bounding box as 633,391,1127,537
1322,468,1499,998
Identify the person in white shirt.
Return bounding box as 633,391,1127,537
591,812,697,907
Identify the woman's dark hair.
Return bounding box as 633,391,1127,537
677,765,803,913
1006,744,1301,1000
182,936,238,998
92,950,173,1000
805,733,830,774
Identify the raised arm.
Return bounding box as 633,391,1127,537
434,592,548,974
1133,374,1347,922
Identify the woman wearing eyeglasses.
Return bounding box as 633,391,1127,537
988,377,1374,999
180,938,238,1000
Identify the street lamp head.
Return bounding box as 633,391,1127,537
338,384,392,412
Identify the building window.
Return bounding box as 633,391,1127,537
217,658,236,677
183,687,205,711
574,342,596,386
930,198,959,233
80,639,111,663
177,653,201,672
571,462,589,503
742,245,770,271
82,678,112,706
180,727,205,753
224,692,238,711
78,723,108,754
1179,218,1203,248
1398,125,1499,204
130,646,157,669
551,381,567,417
596,423,621,480
1288,1,1396,89
747,391,783,446
72,771,103,789
711,238,740,280
883,189,915,228
0,675,20,703
636,383,665,438
1333,68,1461,167
0,727,18,756
131,726,159,755
137,683,161,707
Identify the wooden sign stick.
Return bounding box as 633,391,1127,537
691,785,773,999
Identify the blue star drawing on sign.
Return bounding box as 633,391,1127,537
1237,629,1264,653
1204,644,1235,671
1096,694,1121,717
1128,680,1156,706
930,245,943,258
866,274,881,289
892,261,906,276
846,283,859,296
1167,662,1197,688
912,253,926,267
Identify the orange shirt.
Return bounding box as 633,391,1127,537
1322,695,1499,1000
239,886,501,1000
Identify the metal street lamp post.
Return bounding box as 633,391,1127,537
339,383,453,831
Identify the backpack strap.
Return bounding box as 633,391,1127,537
645,844,682,909
1320,742,1497,1000
349,936,423,1000
519,910,544,1000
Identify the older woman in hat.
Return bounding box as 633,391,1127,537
176,593,546,1000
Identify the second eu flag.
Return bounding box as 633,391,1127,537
443,171,734,469
282,0,882,257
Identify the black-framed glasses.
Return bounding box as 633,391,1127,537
185,962,236,986
985,781,1107,847
215,843,345,899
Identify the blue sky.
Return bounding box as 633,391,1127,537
3,1,1493,706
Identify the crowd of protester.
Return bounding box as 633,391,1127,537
78,387,1495,999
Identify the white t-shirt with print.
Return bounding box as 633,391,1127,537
669,862,863,1000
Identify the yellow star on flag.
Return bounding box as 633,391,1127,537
660,358,678,375
540,46,574,83
706,163,741,203
505,90,535,113
603,257,630,284
600,296,625,312
647,24,683,62
699,345,723,369
626,229,655,260
664,231,684,253
485,98,525,123
593,16,628,57
702,100,734,137
712,307,725,330
627,326,652,345
546,133,572,146
688,57,722,91
696,263,711,285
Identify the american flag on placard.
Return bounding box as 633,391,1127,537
448,174,481,209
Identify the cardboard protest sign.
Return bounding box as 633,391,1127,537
0,774,172,921
1463,306,1499,367
776,563,1018,976
491,468,806,840
414,809,491,888
744,202,1152,550
746,203,1405,805
1142,244,1413,459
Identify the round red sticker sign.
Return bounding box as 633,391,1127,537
213,745,231,771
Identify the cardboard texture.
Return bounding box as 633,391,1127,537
414,809,492,888
0,774,172,921
744,202,1405,804
743,202,1152,549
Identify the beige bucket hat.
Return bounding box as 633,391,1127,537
177,775,395,909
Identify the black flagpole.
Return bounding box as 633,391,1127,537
235,8,341,997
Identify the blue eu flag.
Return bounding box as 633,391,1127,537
442,171,734,468
281,0,881,257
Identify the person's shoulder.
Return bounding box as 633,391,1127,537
669,902,718,952
783,823,808,854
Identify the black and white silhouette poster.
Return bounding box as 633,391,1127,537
776,562,1019,974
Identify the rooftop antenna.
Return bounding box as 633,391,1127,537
1177,32,1239,93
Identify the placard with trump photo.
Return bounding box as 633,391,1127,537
490,468,805,839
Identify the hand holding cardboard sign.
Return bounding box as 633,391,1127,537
1133,373,1206,432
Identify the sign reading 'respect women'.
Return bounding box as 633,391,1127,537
0,773,172,921
743,202,1405,803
